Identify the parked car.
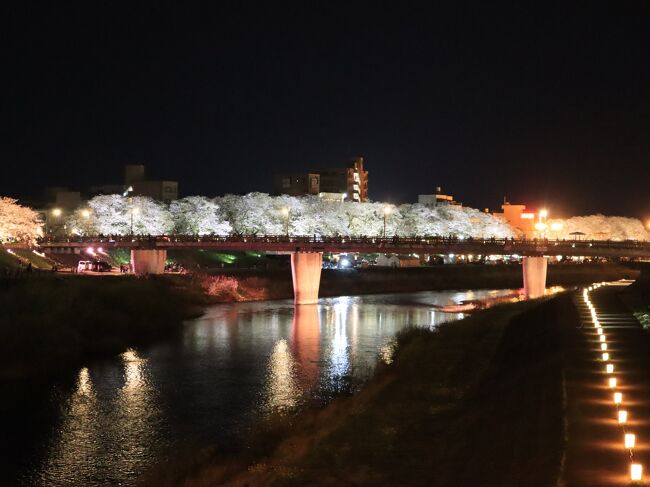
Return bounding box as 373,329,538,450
77,260,93,273
93,261,112,272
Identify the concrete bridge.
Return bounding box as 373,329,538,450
15,235,650,304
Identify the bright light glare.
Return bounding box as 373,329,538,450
625,433,636,449
602,352,609,361
631,463,643,481
600,335,606,342
601,343,608,351
608,377,617,388
81,209,91,218
383,205,392,215
606,364,614,374
52,208,62,217
614,392,622,405
619,410,628,424
539,209,549,218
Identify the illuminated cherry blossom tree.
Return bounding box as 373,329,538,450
80,195,174,235
548,215,649,241
170,196,232,235
0,197,42,244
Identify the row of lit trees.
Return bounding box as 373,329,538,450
54,193,515,238
3,193,650,244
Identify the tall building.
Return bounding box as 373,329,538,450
275,157,369,202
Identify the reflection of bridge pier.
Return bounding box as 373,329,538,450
291,304,321,389
522,256,547,298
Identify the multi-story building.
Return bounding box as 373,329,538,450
274,173,321,197
275,157,369,202
122,164,178,202
493,201,539,238
418,187,461,207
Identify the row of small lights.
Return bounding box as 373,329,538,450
583,284,643,482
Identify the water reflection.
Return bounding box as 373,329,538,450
11,289,512,487
264,339,300,412
290,304,321,390
35,349,164,486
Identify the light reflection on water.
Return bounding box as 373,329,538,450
6,289,512,486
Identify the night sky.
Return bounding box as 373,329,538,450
2,2,649,218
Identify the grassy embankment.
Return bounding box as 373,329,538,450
143,294,578,487
200,263,638,302
621,265,650,327
0,275,205,379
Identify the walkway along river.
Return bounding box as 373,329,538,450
1,289,513,486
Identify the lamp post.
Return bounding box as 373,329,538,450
123,186,135,235
536,208,549,239
131,207,140,235
383,205,392,238
281,207,290,236
49,208,62,235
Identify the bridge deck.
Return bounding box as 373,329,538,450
3,236,649,258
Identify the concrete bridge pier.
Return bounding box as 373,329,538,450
291,252,323,305
522,256,548,299
130,249,167,275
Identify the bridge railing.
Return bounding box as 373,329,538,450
36,234,650,250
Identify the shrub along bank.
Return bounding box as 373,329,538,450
200,263,638,302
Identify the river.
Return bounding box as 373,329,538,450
2,289,513,486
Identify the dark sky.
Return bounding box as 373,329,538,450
2,2,649,218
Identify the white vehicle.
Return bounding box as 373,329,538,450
77,261,93,273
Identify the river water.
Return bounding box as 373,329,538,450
2,289,513,486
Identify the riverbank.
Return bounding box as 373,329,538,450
200,263,638,302
0,275,205,379
142,293,575,487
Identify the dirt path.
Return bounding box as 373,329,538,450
563,282,650,486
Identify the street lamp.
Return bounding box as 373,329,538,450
383,205,392,238
281,207,290,236
81,209,91,219
131,207,140,235
48,208,62,235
